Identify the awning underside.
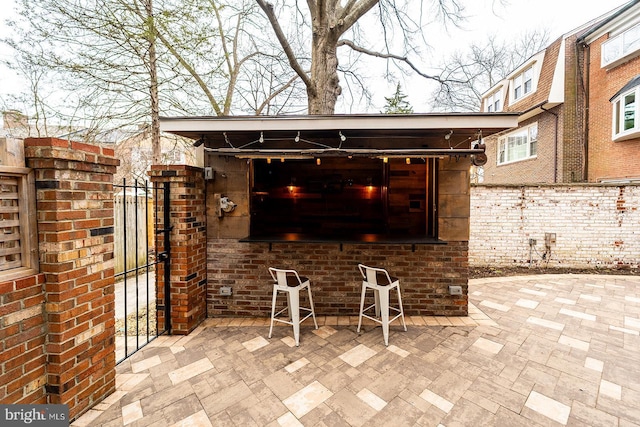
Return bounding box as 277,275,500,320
160,113,520,158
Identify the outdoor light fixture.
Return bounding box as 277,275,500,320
316,158,321,165
339,131,347,142
219,196,237,214
406,158,411,164
383,157,388,163
294,131,300,143
267,157,271,164
259,132,264,143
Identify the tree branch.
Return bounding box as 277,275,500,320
338,39,463,85
339,0,377,34
256,74,299,115
256,0,313,93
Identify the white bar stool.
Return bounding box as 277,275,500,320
268,267,318,346
357,264,407,346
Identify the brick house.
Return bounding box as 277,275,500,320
159,113,517,320
578,0,640,183
479,2,638,184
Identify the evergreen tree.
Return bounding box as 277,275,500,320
382,83,414,114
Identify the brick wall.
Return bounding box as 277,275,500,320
587,34,640,182
562,33,586,183
0,274,47,404
207,241,468,317
482,113,560,184
470,184,640,268
149,165,207,335
7,137,119,420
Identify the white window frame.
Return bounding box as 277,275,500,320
611,85,640,141
602,23,640,69
511,64,536,103
484,88,503,112
497,123,538,165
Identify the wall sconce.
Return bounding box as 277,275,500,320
215,194,236,217
383,157,388,163
280,157,285,163
406,158,411,164
316,158,321,166
220,196,237,213
267,157,272,164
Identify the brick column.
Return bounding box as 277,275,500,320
25,138,119,420
149,165,206,335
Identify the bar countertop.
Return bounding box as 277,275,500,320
239,233,447,245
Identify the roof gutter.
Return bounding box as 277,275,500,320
540,105,559,183
577,0,640,44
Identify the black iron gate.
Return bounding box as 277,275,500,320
113,179,171,363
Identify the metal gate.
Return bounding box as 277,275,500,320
113,179,171,363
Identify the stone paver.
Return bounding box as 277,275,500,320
72,274,640,426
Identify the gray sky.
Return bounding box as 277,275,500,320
0,0,631,114
364,0,631,112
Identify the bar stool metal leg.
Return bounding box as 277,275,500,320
268,283,278,339
379,287,390,346
357,281,367,333
307,283,319,330
396,282,407,332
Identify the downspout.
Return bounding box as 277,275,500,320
582,42,590,182
541,105,559,183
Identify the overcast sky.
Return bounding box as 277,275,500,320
0,0,632,114
370,0,631,112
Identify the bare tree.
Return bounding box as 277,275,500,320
431,29,550,112
256,0,466,115
2,0,302,153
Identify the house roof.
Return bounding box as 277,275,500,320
577,0,640,43
159,113,519,158
610,74,640,101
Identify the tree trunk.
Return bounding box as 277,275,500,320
308,33,341,115
145,0,161,164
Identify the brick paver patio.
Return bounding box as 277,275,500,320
73,274,640,426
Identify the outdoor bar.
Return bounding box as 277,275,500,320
160,113,518,318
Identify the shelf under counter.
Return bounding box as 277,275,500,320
239,233,446,251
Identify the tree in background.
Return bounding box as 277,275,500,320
382,83,414,114
256,0,467,114
2,0,304,157
430,29,550,112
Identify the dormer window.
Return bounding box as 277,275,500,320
485,89,503,112
513,65,534,101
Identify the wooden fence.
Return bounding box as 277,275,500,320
114,191,154,276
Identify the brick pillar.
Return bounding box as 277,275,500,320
25,138,119,420
148,165,206,335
